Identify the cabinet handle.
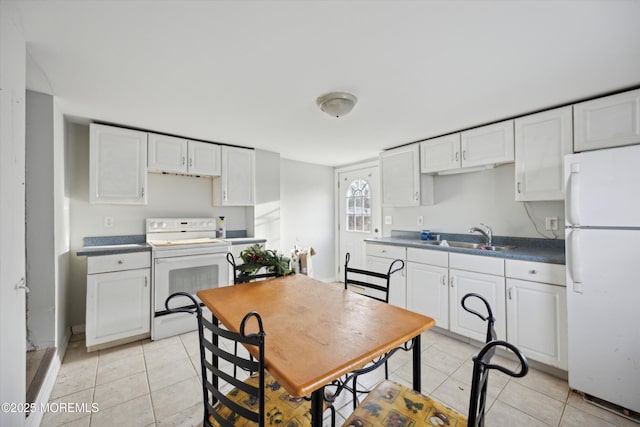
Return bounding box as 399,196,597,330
441,275,446,286
182,156,186,166
528,269,537,275
145,277,148,287
189,158,193,167
118,260,124,264
414,191,419,201
223,190,227,201
450,277,455,287
455,151,459,162
517,181,521,194
462,150,466,160
141,187,145,197
508,287,513,300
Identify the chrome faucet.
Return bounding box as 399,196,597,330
468,223,493,247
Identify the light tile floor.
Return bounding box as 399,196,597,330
42,330,637,427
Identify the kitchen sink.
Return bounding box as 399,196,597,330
420,240,514,251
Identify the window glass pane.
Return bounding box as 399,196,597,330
347,215,355,231
363,216,371,232
345,178,372,233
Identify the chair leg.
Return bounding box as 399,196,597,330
352,376,358,410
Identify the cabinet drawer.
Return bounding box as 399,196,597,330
406,247,448,267
449,253,503,276
505,259,565,286
88,252,151,274
366,244,405,259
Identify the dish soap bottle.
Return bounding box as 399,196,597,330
216,216,226,238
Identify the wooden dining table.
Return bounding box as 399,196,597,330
197,274,436,427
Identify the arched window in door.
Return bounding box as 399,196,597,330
346,179,371,232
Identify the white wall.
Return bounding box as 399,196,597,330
383,163,565,239
54,98,70,349
0,2,27,423
68,123,252,326
254,149,281,250
280,158,335,281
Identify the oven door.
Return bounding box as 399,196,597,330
153,252,230,313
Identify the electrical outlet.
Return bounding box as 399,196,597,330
385,215,392,225
417,216,424,226
104,216,114,227
545,217,558,230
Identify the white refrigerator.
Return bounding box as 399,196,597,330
564,144,640,414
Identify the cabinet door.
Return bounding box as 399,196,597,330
420,134,461,173
449,269,506,342
515,106,573,201
460,120,514,168
407,262,448,328
380,145,420,206
215,146,255,206
506,279,567,369
90,123,147,204
147,133,187,174
188,141,221,176
86,269,150,347
365,255,406,309
574,89,640,152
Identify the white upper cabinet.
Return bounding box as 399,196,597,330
148,133,188,173
188,141,221,176
148,133,220,176
420,120,514,174
90,123,147,204
460,119,514,168
515,106,573,201
574,89,640,152
420,134,461,173
381,144,430,206
213,146,255,206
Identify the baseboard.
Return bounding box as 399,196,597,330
71,324,85,334
25,327,71,427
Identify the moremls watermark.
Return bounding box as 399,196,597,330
1,401,99,414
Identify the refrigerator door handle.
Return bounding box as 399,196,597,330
567,162,581,226
568,228,584,293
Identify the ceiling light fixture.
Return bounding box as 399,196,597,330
316,92,357,118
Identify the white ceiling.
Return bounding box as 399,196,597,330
9,0,640,166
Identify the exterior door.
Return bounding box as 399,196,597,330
338,165,380,278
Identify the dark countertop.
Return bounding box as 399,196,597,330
77,235,267,257
366,231,565,265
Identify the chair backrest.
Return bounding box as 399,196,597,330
461,292,496,343
227,252,278,285
344,252,404,303
165,292,266,427
468,340,528,427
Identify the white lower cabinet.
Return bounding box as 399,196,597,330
505,260,567,369
406,248,449,329
449,269,506,343
86,252,151,350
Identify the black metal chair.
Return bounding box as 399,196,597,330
227,252,278,377
342,252,405,409
343,339,528,427
227,252,278,285
164,292,334,427
462,292,497,344
343,252,404,303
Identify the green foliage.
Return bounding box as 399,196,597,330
239,244,293,277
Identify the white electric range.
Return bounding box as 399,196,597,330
146,218,230,340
